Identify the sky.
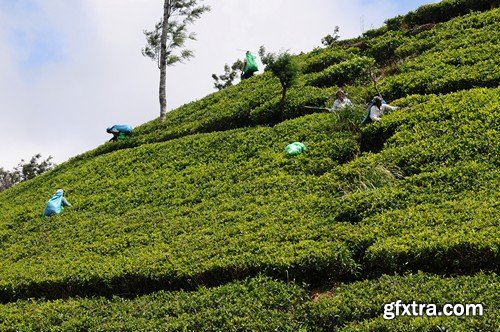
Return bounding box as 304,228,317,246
0,0,439,170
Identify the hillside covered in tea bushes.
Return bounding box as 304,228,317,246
0,0,498,330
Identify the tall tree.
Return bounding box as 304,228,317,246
259,46,300,116
142,0,210,122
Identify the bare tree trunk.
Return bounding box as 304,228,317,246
159,0,170,122
279,86,287,116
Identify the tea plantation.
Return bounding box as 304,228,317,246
0,1,498,330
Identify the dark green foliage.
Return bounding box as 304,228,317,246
385,0,496,30
260,48,301,116
0,274,496,331
365,30,408,64
300,47,354,74
260,50,300,89
249,86,330,125
376,87,500,173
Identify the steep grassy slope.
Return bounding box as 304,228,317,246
0,3,498,330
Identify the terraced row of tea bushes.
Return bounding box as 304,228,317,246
362,192,499,275
0,273,497,331
362,87,500,173
380,52,499,99
361,30,410,65
303,272,499,331
297,47,357,74
332,159,498,221
338,4,498,67
0,276,308,331
379,9,500,99
327,154,499,275
305,56,374,88
78,80,339,160
385,0,496,30
395,8,500,58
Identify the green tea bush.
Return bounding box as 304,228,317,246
363,196,499,275
362,87,500,172
302,272,499,331
365,30,408,64
396,12,500,59
2,273,496,331
0,276,308,331
381,52,499,99
386,0,496,30
379,9,500,99
299,47,354,74
307,56,375,88
250,86,330,125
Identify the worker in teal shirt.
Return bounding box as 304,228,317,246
42,189,71,217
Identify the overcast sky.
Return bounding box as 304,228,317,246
0,0,438,170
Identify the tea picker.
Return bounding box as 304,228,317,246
107,124,133,142
361,68,398,124
241,51,259,80
42,189,72,217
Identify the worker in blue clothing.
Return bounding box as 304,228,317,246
106,124,133,142
42,189,71,217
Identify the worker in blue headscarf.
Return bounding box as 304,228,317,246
106,124,133,142
42,189,72,217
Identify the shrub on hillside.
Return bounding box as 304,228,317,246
300,47,354,74
307,56,375,88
